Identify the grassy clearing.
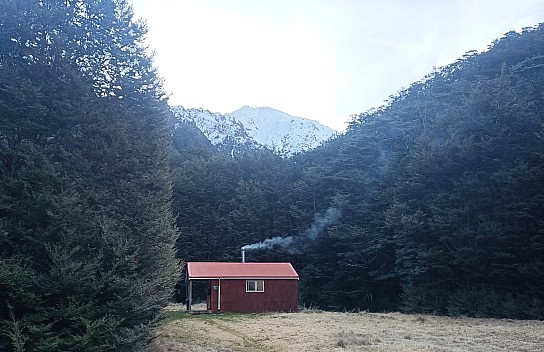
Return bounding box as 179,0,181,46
162,310,259,324
150,305,544,352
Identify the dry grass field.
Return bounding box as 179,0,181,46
150,304,544,352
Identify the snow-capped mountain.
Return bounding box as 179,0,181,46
171,106,337,157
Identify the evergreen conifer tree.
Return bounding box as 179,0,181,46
0,0,177,350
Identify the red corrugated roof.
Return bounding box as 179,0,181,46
187,262,299,279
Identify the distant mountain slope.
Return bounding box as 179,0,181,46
171,105,336,156
227,106,337,155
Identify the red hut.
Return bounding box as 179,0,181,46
186,262,299,313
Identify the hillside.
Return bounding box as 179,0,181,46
171,24,544,319
150,307,544,352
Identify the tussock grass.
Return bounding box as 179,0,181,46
151,305,544,352
298,304,324,313
413,315,427,323
336,330,380,348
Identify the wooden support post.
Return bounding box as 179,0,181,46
187,280,192,313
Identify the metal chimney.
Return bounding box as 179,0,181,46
241,249,246,263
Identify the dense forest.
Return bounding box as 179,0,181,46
173,25,544,319
1,1,543,351
0,0,177,351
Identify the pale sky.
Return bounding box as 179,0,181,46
128,0,544,131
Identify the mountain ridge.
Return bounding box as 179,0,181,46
171,105,337,156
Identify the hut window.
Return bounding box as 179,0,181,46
246,280,264,292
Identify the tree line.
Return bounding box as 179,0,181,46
172,25,544,319
1,0,177,351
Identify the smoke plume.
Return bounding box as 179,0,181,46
241,236,294,251
241,207,341,253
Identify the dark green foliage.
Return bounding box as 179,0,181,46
173,24,544,319
172,148,305,262
446,288,544,319
0,0,177,350
350,24,544,318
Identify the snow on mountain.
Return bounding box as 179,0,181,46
171,106,249,146
171,105,337,157
226,106,337,156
